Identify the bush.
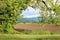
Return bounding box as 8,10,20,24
0,0,31,33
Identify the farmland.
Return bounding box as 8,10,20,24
14,24,60,32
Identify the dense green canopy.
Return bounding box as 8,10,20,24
0,0,32,33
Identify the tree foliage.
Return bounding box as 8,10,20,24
31,0,60,25
0,0,31,33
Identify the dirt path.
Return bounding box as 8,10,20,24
14,24,60,32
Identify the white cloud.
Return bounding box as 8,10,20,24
22,6,40,18
23,15,40,18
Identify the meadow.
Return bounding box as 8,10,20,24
0,34,60,40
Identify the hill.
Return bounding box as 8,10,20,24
17,17,42,23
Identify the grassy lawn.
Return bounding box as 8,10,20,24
0,34,60,40
0,29,60,40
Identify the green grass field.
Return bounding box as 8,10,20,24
0,34,60,40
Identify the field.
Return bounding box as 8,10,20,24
14,24,60,32
0,34,60,40
0,24,60,40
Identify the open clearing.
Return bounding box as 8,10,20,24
14,24,60,32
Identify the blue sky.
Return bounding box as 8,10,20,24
22,6,40,18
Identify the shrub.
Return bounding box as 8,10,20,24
0,0,31,33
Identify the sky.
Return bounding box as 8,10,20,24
22,6,40,18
